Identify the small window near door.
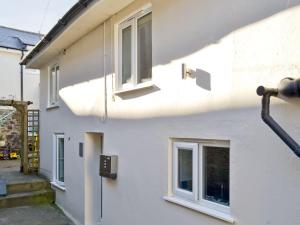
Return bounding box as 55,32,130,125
54,134,64,187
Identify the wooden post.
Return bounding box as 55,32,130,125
0,100,32,174
15,104,29,174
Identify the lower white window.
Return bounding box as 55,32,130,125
172,141,230,213
53,134,65,187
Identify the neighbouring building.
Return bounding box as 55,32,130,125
0,26,42,108
22,0,300,225
0,26,42,153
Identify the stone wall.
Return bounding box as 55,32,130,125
0,109,21,152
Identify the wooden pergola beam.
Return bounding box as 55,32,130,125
0,100,32,174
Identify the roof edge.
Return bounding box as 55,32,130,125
0,46,28,52
21,0,96,66
0,25,44,36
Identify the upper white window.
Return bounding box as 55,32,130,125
117,7,152,90
49,65,59,106
53,134,65,187
172,141,230,213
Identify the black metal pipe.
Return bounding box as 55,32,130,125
257,78,300,158
278,77,300,98
20,50,24,101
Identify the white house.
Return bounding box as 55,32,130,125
22,0,300,225
0,26,41,109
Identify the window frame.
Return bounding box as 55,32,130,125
116,5,152,91
53,134,65,188
48,64,60,107
171,141,230,214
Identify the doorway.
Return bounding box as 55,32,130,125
84,132,103,225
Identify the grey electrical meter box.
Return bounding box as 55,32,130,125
100,154,118,179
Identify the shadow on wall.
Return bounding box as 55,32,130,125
59,0,300,119
153,0,300,66
60,0,300,87
190,68,211,91
111,66,211,100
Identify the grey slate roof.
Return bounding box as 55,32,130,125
0,26,43,51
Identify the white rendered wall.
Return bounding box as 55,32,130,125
38,0,300,224
0,48,40,109
0,49,21,101
24,68,40,108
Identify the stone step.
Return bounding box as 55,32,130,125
6,181,50,194
0,189,55,209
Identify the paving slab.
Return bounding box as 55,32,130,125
0,170,44,185
0,160,20,173
0,204,75,225
0,160,45,185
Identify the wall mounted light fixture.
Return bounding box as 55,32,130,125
182,63,192,79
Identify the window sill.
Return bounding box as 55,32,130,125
163,196,234,224
51,182,66,192
114,82,155,95
46,105,59,111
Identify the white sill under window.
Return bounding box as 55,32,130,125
51,181,66,191
46,104,59,110
163,196,234,224
114,81,155,95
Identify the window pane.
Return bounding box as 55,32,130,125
137,12,152,83
178,148,193,192
122,26,132,84
203,146,229,206
58,137,64,183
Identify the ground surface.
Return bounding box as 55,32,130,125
0,159,43,184
0,159,20,173
0,160,74,225
0,204,74,225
